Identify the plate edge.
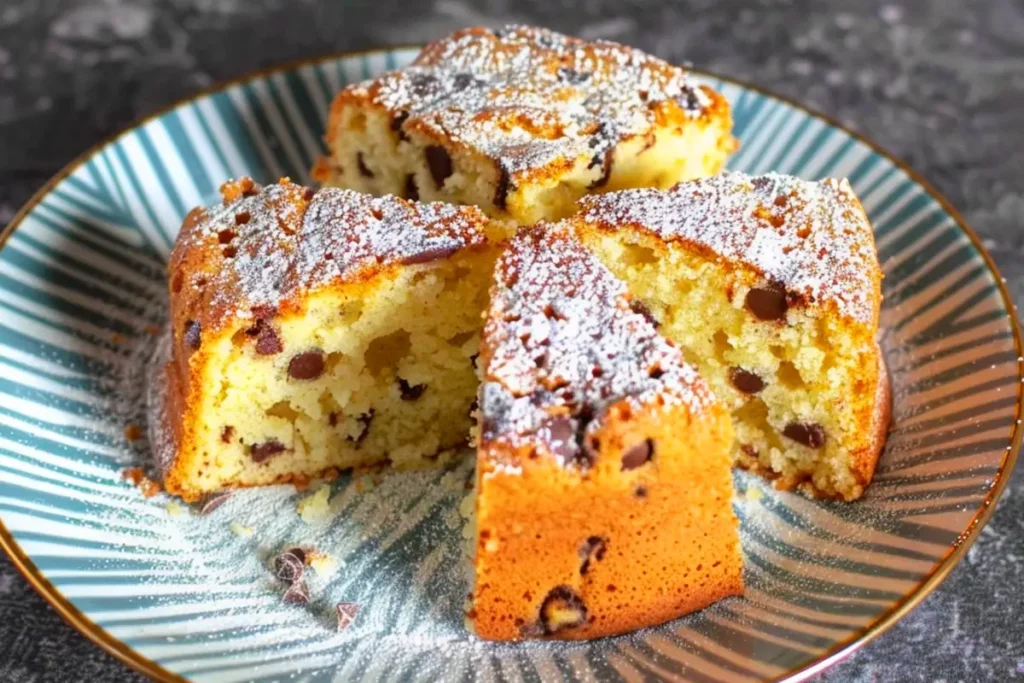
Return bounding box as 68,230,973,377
0,47,1018,683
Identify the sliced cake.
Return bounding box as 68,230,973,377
573,172,890,501
314,25,736,225
164,178,502,502
470,225,743,641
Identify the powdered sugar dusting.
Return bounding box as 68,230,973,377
352,25,710,180
579,171,881,323
175,179,489,328
480,226,714,459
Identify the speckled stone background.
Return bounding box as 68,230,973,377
0,1,1022,681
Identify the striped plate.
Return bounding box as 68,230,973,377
0,47,1020,683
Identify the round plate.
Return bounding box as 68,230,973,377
0,47,1020,683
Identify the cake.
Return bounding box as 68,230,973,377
573,172,890,501
163,177,502,502
314,25,736,225
469,225,743,640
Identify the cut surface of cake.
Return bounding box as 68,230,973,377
315,25,736,225
164,178,502,502
470,225,743,641
574,171,890,501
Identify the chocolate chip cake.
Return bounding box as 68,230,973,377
163,178,502,502
314,25,736,225
573,172,890,501
470,225,743,640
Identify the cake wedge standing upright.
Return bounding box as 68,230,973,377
470,225,743,640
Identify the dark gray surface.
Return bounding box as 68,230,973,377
1,1,1022,681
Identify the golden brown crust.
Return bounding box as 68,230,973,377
472,226,742,640
163,178,493,500
854,349,892,489
576,172,883,327
326,25,735,196
473,400,742,640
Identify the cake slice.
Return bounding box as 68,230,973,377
314,25,736,225
163,178,502,502
573,172,890,501
470,225,743,641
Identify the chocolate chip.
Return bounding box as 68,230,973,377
399,243,460,265
746,284,788,321
741,443,758,458
629,299,659,328
274,550,305,584
452,72,482,90
470,353,479,370
184,320,201,351
398,378,426,400
556,67,591,84
283,580,310,605
494,165,511,210
357,152,374,178
288,350,325,380
404,174,419,201
246,314,283,355
303,187,315,201
220,426,235,443
729,367,765,394
349,410,375,446
391,111,410,141
328,411,338,427
542,416,579,467
539,586,587,635
678,88,703,112
578,536,607,575
410,73,439,97
218,229,237,244
425,146,453,189
648,364,665,380
783,422,826,448
250,439,286,463
621,439,653,471
234,211,250,225
255,322,282,355
635,485,647,498
589,150,610,189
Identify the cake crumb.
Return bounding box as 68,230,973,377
165,502,185,516
144,324,163,336
123,424,143,441
297,484,332,523
121,467,161,498
308,550,339,577
229,521,254,537
745,487,764,502
110,332,127,345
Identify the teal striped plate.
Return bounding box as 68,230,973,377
0,48,1020,683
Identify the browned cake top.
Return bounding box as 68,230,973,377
479,226,715,469
169,178,490,335
578,172,882,324
342,25,719,184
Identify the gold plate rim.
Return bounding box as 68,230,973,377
0,45,1019,683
